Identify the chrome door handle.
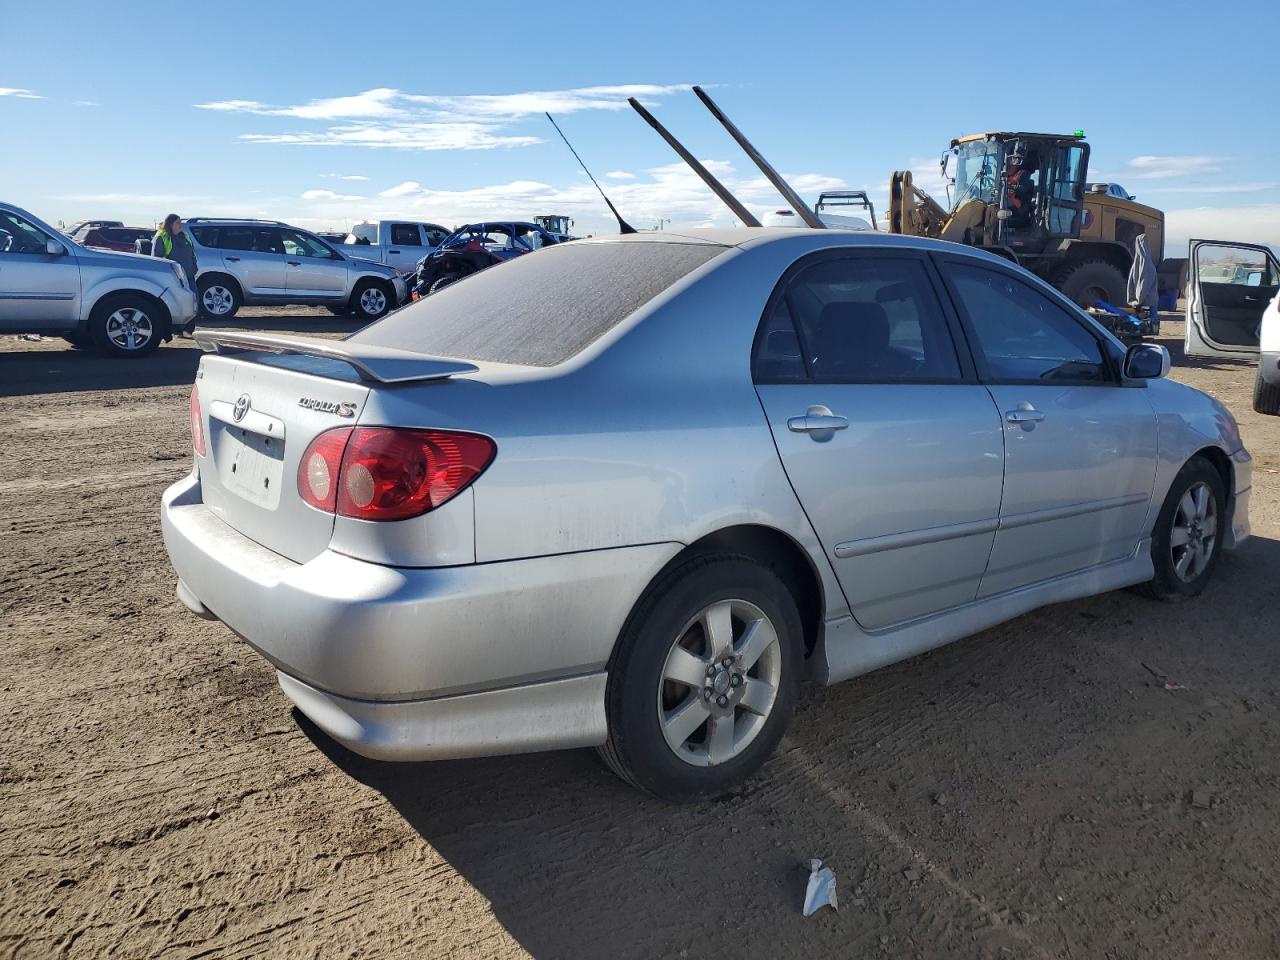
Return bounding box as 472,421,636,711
1005,403,1046,425
225,256,240,262
788,405,849,434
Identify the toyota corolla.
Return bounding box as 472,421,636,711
162,229,1251,801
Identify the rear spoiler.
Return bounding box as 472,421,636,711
194,331,478,384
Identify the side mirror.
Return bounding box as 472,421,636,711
1124,343,1170,380
46,238,66,256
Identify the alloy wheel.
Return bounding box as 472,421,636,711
656,598,781,767
104,307,154,352
202,285,235,316
360,287,387,316
1171,480,1218,582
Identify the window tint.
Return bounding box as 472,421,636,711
761,257,961,382
754,298,806,381
190,226,220,247
352,240,726,367
0,210,49,254
944,262,1108,383
390,223,422,246
425,226,450,246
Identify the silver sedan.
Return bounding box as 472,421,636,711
162,229,1252,801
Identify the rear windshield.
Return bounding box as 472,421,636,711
350,240,728,366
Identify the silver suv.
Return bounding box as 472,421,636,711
0,202,197,358
186,219,406,322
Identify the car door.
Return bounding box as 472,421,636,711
1185,239,1279,359
754,250,1006,630
0,208,80,331
936,256,1158,597
280,227,348,299
384,222,429,273
218,226,287,298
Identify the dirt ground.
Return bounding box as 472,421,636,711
2,312,1278,960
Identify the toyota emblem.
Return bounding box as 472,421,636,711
232,394,251,422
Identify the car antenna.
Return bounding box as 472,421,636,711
691,85,826,230
626,97,762,227
545,112,636,234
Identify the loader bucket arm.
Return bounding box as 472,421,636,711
889,170,950,237
692,86,826,229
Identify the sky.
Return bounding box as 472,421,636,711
2,1,1277,255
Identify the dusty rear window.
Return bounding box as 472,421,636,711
349,240,728,367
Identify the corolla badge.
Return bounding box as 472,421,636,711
298,396,357,418
232,393,251,422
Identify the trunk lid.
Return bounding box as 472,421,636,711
194,353,372,563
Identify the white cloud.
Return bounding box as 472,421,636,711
320,173,371,181
71,100,99,108
301,189,364,202
1122,155,1226,180
195,84,689,152
1165,204,1280,252
1141,181,1280,195
0,87,42,99
606,170,637,180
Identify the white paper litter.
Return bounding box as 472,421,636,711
802,858,838,917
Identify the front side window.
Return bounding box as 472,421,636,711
755,256,962,382
943,262,1108,383
0,210,49,255
281,229,335,258
425,226,450,246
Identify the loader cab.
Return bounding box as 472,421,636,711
945,133,1090,254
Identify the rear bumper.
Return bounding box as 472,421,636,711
1260,351,1280,387
161,473,679,759
277,671,607,761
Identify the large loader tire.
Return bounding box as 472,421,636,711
1052,259,1127,308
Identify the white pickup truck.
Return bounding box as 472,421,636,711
334,220,452,274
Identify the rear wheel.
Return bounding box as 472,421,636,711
1254,367,1280,415
428,274,465,295
599,554,802,802
350,280,392,321
88,294,163,359
1134,456,1226,602
1053,258,1127,308
198,276,241,319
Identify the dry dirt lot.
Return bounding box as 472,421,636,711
2,313,1278,960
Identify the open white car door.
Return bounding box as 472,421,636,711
1185,238,1280,359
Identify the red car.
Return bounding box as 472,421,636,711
72,224,152,253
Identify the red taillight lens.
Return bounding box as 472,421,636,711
297,427,354,512
296,427,494,521
190,385,206,457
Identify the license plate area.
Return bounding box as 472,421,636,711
208,402,287,510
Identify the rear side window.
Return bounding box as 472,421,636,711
390,223,422,246
352,241,727,366
755,256,962,382
943,262,1108,383
190,226,220,248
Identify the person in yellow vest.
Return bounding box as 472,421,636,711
152,214,199,335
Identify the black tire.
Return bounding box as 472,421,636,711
1133,456,1226,602
350,279,393,321
1053,259,1128,308
428,274,464,295
1253,367,1280,415
198,275,241,319
88,294,164,359
599,554,803,802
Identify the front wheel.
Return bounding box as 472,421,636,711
88,295,163,359
599,554,802,802
1053,259,1127,308
1254,366,1280,415
1135,456,1226,602
351,280,392,321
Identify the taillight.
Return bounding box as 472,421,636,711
297,427,494,522
190,385,206,457
297,426,353,512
